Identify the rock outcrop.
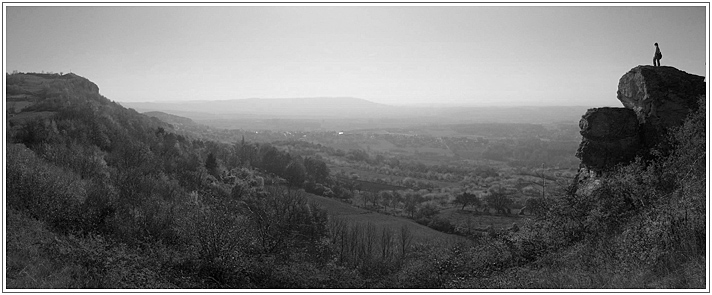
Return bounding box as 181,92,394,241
617,66,706,148
576,107,641,172
576,66,705,175
574,66,705,194
57,73,101,94
617,66,705,125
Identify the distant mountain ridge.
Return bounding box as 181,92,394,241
143,111,198,127
122,97,397,119
121,97,592,126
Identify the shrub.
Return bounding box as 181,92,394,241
416,203,439,219
81,177,118,233
427,217,456,234
6,144,86,231
241,187,330,258
5,209,76,289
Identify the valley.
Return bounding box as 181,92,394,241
5,70,705,289
144,104,582,235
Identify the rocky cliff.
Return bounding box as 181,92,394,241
575,66,705,192
617,66,706,149
576,107,641,172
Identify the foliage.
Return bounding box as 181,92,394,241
453,192,481,210
5,73,704,289
283,158,307,186
519,95,707,287
205,152,219,177
483,186,514,214
304,156,330,183
426,217,457,234
6,144,87,231
241,187,330,257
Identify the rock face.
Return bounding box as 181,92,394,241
56,73,101,95
576,107,640,172
617,66,706,148
576,66,705,175
617,66,705,124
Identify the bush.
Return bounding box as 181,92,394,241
6,144,86,231
45,234,175,288
81,177,118,233
427,217,456,234
522,95,707,287
6,209,75,289
416,203,439,219
241,187,330,258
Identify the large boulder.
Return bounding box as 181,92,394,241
617,66,705,147
576,107,641,171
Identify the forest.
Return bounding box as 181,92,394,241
5,72,706,288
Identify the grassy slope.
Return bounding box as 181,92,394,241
5,209,75,288
436,208,530,231
303,192,462,245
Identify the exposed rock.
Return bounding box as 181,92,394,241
617,66,705,147
54,73,100,95
573,167,602,196
574,66,705,196
576,107,641,171
618,66,705,124
576,66,705,174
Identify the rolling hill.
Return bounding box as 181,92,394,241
122,97,403,119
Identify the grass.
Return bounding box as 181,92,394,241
5,208,77,289
7,101,36,112
477,249,707,289
304,192,462,245
437,207,530,231
335,176,408,193
8,111,58,125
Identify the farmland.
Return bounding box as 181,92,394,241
304,192,462,245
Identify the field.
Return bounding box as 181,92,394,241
335,176,408,193
303,192,463,245
7,100,35,112
436,208,530,231
8,111,57,125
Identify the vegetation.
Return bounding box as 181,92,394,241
5,73,705,289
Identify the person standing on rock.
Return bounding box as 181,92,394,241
653,43,662,66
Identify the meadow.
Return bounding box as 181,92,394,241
304,192,462,245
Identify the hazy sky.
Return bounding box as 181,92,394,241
5,5,708,106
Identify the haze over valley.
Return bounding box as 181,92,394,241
4,4,708,290
121,97,591,131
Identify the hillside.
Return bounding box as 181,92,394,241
5,72,477,288
4,71,706,289
303,192,460,245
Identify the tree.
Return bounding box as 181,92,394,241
284,159,306,187
241,187,329,254
390,191,403,211
363,191,379,208
403,195,418,218
258,145,283,175
417,203,439,219
454,192,481,211
378,191,393,211
304,157,330,183
484,186,513,214
205,152,219,177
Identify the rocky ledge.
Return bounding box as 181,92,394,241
574,66,705,192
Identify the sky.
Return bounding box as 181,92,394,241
4,4,708,107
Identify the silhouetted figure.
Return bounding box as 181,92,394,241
653,43,662,66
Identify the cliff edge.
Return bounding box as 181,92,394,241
575,65,705,193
